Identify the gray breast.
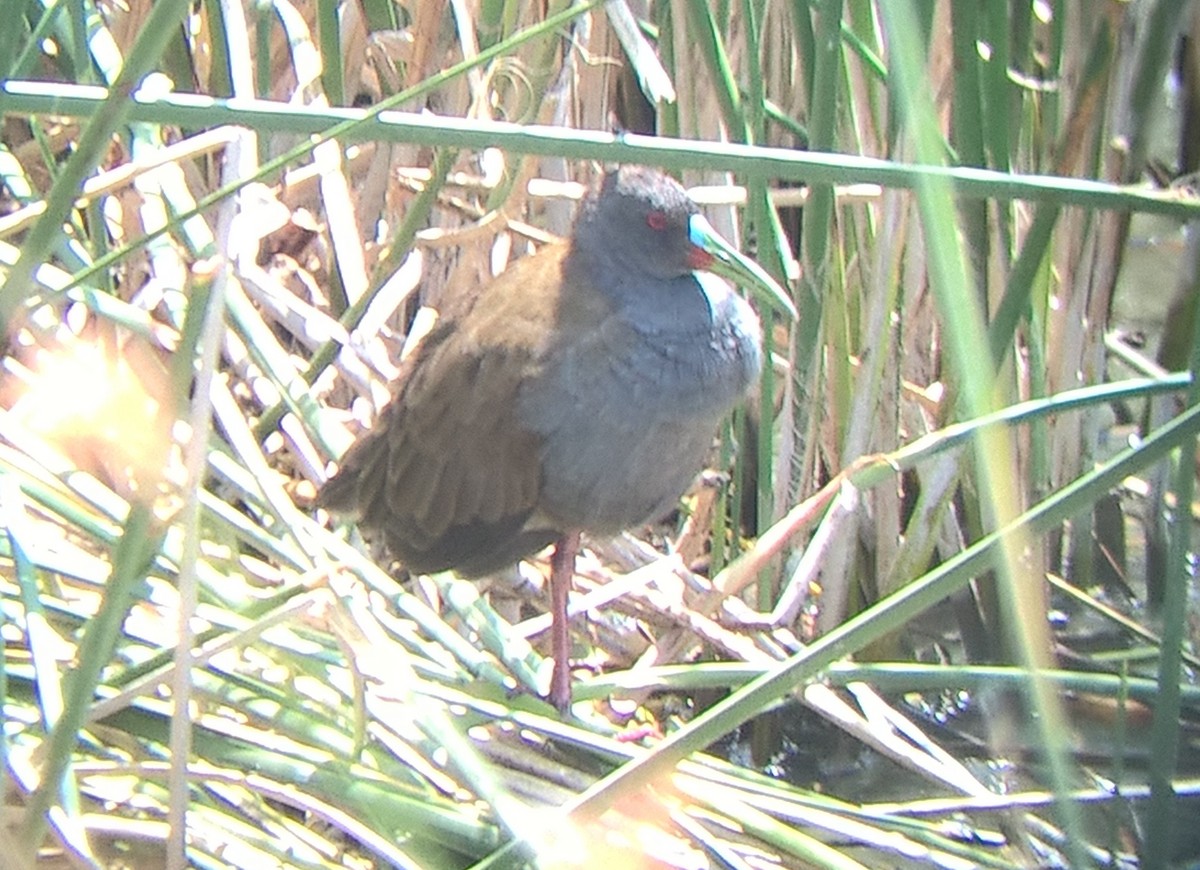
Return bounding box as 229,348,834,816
519,273,762,533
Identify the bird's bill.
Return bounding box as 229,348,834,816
688,214,798,321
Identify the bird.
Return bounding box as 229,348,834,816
319,165,796,710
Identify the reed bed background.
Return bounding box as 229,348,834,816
0,1,1198,868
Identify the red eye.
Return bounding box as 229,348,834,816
646,210,668,231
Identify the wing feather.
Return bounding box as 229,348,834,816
320,245,572,576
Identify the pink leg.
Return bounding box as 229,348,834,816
548,530,580,712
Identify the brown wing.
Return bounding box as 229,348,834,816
319,245,570,576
